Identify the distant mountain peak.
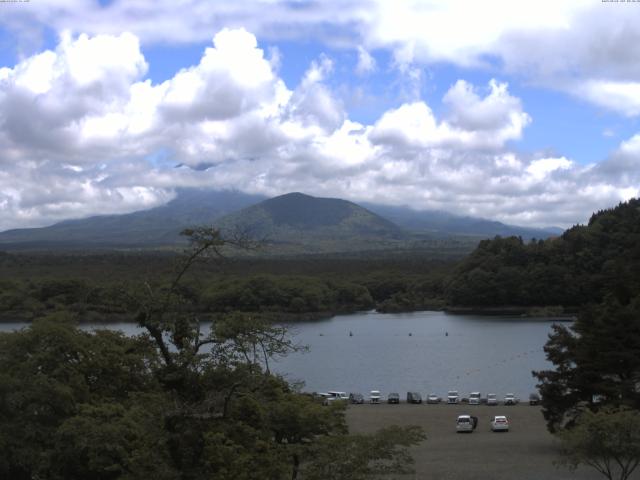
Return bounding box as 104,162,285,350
256,192,367,228
215,192,404,251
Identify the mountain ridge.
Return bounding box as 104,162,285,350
0,189,562,251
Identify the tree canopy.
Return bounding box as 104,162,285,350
557,407,640,480
446,198,640,308
534,295,640,432
0,228,425,479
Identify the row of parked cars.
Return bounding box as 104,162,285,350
320,390,541,405
446,391,540,405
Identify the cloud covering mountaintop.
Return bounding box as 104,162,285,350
0,1,638,231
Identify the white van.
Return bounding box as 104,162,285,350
469,392,481,405
369,390,381,404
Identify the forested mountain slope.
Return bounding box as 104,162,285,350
445,198,640,308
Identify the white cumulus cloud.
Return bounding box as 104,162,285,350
0,27,638,232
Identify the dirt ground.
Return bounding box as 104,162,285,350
346,403,638,480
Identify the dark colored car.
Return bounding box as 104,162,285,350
407,392,422,404
349,393,364,404
387,392,400,404
529,393,540,405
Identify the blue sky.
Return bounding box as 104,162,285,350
0,1,638,230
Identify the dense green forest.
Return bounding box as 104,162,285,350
1,198,638,323
445,199,640,310
0,251,453,322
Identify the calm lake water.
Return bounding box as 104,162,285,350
276,311,559,399
0,311,561,399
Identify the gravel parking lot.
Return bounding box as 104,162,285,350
346,403,635,480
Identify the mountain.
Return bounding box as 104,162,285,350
0,189,266,249
215,192,406,253
361,203,562,239
0,188,561,251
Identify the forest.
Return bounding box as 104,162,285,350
0,200,636,323
2,199,639,322
445,198,640,310
0,250,452,323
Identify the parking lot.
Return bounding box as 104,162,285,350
346,403,626,480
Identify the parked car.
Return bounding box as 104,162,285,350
407,392,422,404
369,390,381,404
491,415,509,432
529,393,540,405
469,392,481,405
349,393,364,404
322,391,349,405
387,392,400,404
318,392,331,403
426,393,442,404
329,391,349,400
447,390,459,404
456,414,478,433
486,393,498,406
504,393,518,405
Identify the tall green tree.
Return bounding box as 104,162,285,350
534,295,640,432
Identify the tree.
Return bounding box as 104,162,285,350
300,425,426,480
556,407,640,480
0,227,426,479
534,295,640,432
0,314,163,480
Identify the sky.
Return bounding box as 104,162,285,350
0,0,639,231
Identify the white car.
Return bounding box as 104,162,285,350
486,393,498,406
426,394,442,404
322,391,349,405
456,414,477,433
469,392,481,405
369,390,381,404
491,415,509,432
504,393,518,405
328,391,349,401
447,390,459,404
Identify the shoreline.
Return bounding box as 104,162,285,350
0,306,578,324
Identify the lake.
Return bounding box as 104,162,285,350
276,310,559,399
0,310,561,400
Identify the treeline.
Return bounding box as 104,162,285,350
0,254,452,322
445,198,640,308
